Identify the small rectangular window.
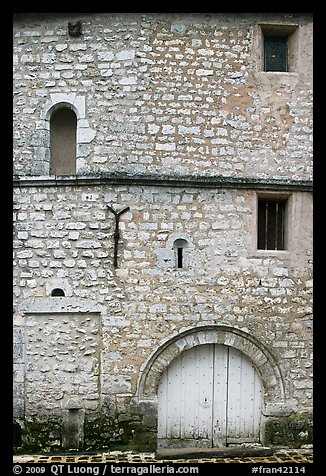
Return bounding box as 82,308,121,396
177,248,183,269
264,35,288,72
173,239,188,269
258,199,286,250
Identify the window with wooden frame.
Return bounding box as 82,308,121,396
260,24,298,73
264,35,288,72
257,198,287,250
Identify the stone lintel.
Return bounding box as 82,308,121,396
13,173,313,192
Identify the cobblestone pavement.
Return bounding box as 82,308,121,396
13,448,313,464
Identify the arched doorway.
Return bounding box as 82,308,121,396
157,343,263,448
137,325,285,449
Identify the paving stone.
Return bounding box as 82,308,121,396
13,448,313,464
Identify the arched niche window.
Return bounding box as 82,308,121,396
50,107,77,175
51,288,65,297
173,239,188,269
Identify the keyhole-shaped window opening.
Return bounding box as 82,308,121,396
173,239,188,269
51,288,65,297
50,107,77,175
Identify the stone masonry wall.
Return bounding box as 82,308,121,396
13,13,313,451
13,13,312,180
13,184,313,446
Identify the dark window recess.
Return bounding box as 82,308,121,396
50,107,77,175
177,247,183,268
51,288,65,297
258,199,286,250
13,422,22,447
264,36,288,72
173,238,188,269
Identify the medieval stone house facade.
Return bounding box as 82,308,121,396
13,13,313,452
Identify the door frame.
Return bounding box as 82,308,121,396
157,343,264,448
136,325,285,447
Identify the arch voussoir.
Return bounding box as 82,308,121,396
138,325,285,402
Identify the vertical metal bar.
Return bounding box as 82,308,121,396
281,201,285,249
275,201,279,250
265,202,268,250
107,206,130,268
113,214,119,268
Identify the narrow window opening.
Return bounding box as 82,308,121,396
51,288,65,297
258,198,286,250
50,107,77,175
173,239,188,269
177,247,183,269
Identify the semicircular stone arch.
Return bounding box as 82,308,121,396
30,93,95,175
138,325,285,404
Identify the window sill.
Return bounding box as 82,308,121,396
259,71,298,75
253,71,299,87
249,249,291,260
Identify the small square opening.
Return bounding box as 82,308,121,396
264,35,288,72
260,24,298,73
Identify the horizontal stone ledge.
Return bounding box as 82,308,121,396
20,297,105,315
13,173,313,192
156,446,275,460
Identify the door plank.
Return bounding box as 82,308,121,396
196,345,214,441
226,347,262,441
158,343,263,448
212,344,228,447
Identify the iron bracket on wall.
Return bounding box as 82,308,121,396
107,205,130,268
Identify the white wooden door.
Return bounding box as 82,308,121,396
224,347,263,444
158,344,263,448
211,344,228,447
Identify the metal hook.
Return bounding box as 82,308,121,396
107,205,130,267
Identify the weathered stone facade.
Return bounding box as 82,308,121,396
13,13,313,452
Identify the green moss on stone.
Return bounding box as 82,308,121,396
21,417,62,452
84,414,156,452
264,412,313,447
15,412,156,453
